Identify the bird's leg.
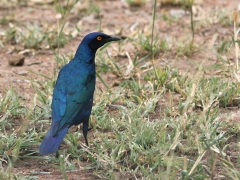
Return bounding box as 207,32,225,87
55,150,59,158
83,122,89,146
83,132,88,146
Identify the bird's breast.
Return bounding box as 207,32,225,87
85,72,96,85
78,71,96,92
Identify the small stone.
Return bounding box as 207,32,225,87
169,9,185,18
8,54,25,66
15,71,28,76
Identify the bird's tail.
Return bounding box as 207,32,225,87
39,127,68,155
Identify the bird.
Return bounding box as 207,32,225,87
39,32,121,155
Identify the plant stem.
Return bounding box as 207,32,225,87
189,0,194,41
233,11,239,70
151,0,157,58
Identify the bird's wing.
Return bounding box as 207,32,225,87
51,68,95,136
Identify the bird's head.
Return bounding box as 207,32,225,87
81,32,121,51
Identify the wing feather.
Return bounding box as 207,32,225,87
51,65,95,136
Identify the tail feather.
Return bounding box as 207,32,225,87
39,127,68,155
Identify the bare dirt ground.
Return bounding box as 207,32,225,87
0,0,240,179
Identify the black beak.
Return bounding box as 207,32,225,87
107,36,121,42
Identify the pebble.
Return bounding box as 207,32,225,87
8,54,25,66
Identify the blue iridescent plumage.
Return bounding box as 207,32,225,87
39,32,120,155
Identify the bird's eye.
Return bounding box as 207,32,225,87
96,36,102,41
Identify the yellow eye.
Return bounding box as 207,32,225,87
97,36,102,41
